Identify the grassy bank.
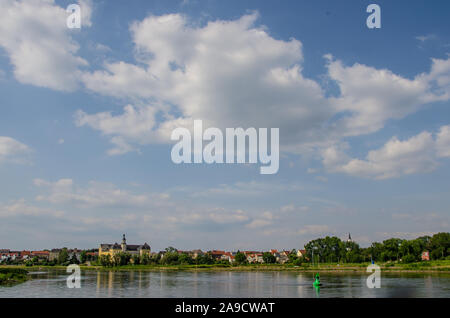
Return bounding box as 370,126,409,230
2,260,450,273
0,268,29,286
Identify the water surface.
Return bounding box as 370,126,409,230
1,270,449,298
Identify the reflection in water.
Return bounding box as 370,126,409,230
315,286,320,298
0,270,449,298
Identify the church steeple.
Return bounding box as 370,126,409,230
347,233,352,242
121,234,127,252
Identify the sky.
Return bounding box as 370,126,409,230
0,0,449,251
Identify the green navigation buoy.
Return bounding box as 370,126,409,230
313,273,322,287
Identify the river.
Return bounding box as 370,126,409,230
1,270,449,298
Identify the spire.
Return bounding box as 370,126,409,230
348,233,352,242
121,234,127,252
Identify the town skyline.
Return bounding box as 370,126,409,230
0,231,437,252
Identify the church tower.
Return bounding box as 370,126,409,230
347,233,352,243
121,234,127,252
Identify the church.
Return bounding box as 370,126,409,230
99,234,151,258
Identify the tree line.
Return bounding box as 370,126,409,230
304,232,450,264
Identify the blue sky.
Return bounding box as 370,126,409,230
0,0,449,251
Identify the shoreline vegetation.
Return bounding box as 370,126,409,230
2,260,450,274
0,268,29,286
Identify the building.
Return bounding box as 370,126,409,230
98,234,151,258
297,249,307,258
210,250,226,260
246,253,264,264
49,249,61,261
31,251,49,260
190,249,204,259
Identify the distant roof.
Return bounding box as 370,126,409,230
141,243,150,249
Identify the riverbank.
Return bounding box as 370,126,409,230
0,268,29,286
2,260,450,273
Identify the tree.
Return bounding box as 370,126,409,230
80,251,87,264
234,251,247,265
99,254,112,267
382,238,404,262
161,248,179,265
140,254,150,265
179,253,194,265
288,253,298,264
430,233,450,260
132,255,140,265
69,253,79,264
262,252,276,264
195,253,214,265
57,248,69,265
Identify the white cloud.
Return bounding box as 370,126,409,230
246,211,274,229
0,0,89,91
80,13,333,153
77,12,450,166
416,34,437,43
326,56,431,137
1,4,447,182
323,126,450,180
168,208,250,226
0,136,31,164
436,125,450,158
0,199,64,218
34,178,170,208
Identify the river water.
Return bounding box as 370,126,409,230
1,270,449,298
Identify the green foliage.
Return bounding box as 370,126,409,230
0,268,28,285
195,253,214,265
99,254,112,267
234,251,247,265
80,251,87,264
132,255,140,265
161,250,179,265
430,233,450,260
402,254,417,263
69,253,79,264
262,252,276,264
179,253,194,265
57,248,69,265
304,233,450,264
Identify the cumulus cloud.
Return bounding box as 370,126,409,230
79,13,333,154
0,136,31,164
323,126,450,179
77,12,450,166
1,4,449,181
0,0,89,91
326,56,432,137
